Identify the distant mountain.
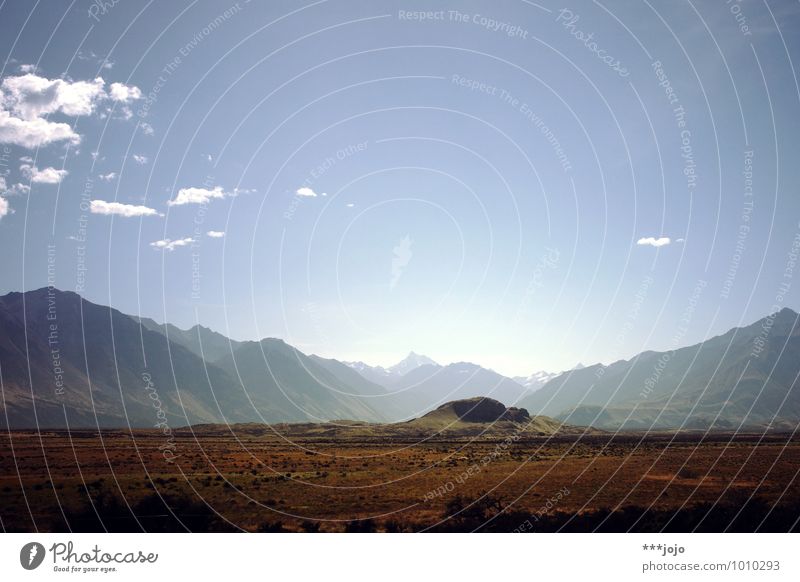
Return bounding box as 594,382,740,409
383,362,529,420
520,309,800,430
308,355,388,396
3,288,798,431
387,351,438,375
0,288,242,428
343,361,395,386
344,354,532,421
212,340,387,423
0,289,385,428
513,370,559,392
344,351,440,387
137,317,241,362
514,363,585,392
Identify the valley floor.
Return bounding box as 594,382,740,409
1,430,799,532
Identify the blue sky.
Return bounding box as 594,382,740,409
1,0,799,376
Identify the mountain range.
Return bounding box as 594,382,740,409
342,351,438,386
0,288,798,431
519,308,800,430
512,363,583,392
0,288,388,427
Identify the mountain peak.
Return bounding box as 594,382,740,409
772,307,799,322
513,369,559,392
3,287,81,303
388,351,438,375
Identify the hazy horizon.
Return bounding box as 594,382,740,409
2,1,799,377
3,285,796,379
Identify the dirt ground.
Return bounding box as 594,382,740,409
1,430,799,532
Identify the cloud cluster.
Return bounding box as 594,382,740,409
2,74,106,119
0,73,141,148
150,237,195,251
0,175,29,197
0,109,78,148
108,83,142,102
168,186,231,206
89,200,160,217
20,163,67,184
0,176,26,219
636,236,672,247
206,230,225,238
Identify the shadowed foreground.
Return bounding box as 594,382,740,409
1,430,798,532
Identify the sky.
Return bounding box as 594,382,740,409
1,0,799,377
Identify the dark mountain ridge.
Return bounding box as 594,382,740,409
0,288,386,428
520,308,800,430
2,288,798,431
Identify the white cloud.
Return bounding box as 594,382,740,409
150,237,195,251
0,73,142,149
636,236,671,248
168,186,230,206
90,200,160,217
0,196,9,220
98,172,117,181
109,82,142,102
2,74,106,119
0,177,30,196
346,203,355,208
0,108,80,148
76,50,112,66
118,106,133,120
139,122,154,135
18,64,37,74
206,230,225,238
132,154,148,165
295,186,317,197
20,163,68,184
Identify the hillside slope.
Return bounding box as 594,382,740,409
0,289,386,427
520,309,800,429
